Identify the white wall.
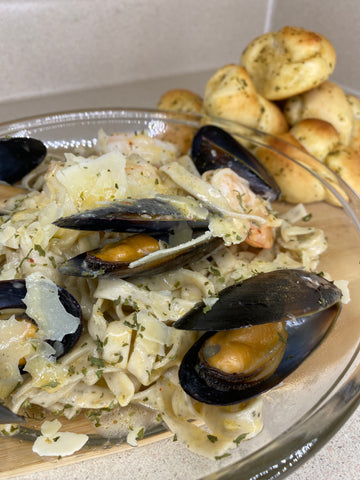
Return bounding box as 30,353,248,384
0,0,359,121
0,0,269,102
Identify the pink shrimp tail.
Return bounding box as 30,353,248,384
246,225,274,249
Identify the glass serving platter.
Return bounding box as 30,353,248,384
0,108,359,480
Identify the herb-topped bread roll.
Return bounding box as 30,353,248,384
290,118,340,162
288,112,360,197
157,88,203,114
282,81,360,197
155,25,360,201
241,26,336,101
203,64,288,135
156,89,204,154
346,94,360,155
325,146,360,195
254,132,348,206
284,81,353,144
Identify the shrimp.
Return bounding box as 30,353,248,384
207,168,276,249
97,130,179,166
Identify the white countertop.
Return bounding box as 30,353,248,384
1,77,360,480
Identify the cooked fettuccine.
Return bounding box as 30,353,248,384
0,129,329,458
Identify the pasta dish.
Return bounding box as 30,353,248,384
0,126,336,459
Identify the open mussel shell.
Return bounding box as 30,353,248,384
191,125,281,201
0,279,82,358
174,269,342,331
0,137,47,184
54,197,209,233
178,303,341,405
175,269,342,405
59,235,223,279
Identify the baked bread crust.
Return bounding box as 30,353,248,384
156,89,204,154
346,94,360,155
203,64,288,134
241,26,336,100
157,88,203,113
325,146,360,195
290,118,340,161
284,81,353,144
203,64,261,128
255,132,347,205
289,112,360,197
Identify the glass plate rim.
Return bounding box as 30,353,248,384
1,107,360,480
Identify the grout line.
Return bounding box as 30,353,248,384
264,0,276,32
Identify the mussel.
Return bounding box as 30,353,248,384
191,125,281,201
0,278,83,358
0,277,83,423
54,196,222,279
54,197,209,233
174,269,342,405
59,232,222,279
0,137,47,184
0,137,47,215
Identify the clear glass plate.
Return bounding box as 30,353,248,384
0,108,360,479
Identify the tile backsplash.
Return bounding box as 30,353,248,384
0,0,359,116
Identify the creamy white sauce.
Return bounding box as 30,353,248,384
93,404,158,444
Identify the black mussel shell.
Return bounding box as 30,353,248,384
0,404,25,424
59,236,223,279
54,197,209,233
191,125,281,201
174,269,342,331
0,137,47,184
179,303,341,405
0,279,82,358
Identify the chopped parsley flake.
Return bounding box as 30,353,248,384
207,434,218,443
215,453,231,460
302,213,313,222
137,427,144,439
233,433,248,445
88,355,105,368
34,244,46,256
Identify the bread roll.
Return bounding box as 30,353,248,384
290,118,340,161
257,96,289,134
325,146,360,196
255,132,347,205
203,64,288,135
157,88,203,114
241,26,336,100
156,89,203,154
289,106,360,196
284,81,353,144
346,94,360,155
